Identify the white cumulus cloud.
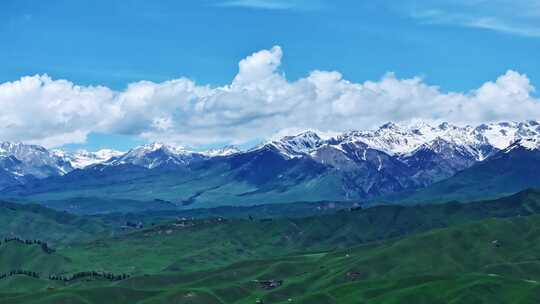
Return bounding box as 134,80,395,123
0,75,118,147
0,46,539,148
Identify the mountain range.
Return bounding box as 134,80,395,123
1,120,539,211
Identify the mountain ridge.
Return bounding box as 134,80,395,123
1,120,539,208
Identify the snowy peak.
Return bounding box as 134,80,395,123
246,120,540,163
54,149,124,169
0,120,538,189
474,121,540,149
332,125,425,156
503,137,540,153
93,149,125,160
0,141,72,177
379,122,400,130
413,137,465,154
128,142,190,156
284,130,322,142
279,131,322,150
263,131,324,158
203,145,241,157
327,121,539,158
107,142,206,169
97,120,538,170
519,137,540,150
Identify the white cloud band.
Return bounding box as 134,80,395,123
0,46,539,147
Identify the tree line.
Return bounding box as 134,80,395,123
0,237,55,254
49,271,130,282
0,270,130,282
0,269,40,280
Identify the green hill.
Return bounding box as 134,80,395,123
2,189,540,275
56,188,540,274
0,201,113,244
3,190,540,302
3,214,540,303
0,242,69,275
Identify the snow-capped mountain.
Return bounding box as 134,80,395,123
104,142,207,169
329,121,539,158
502,137,540,153
333,122,437,156
0,142,72,177
1,120,539,199
245,120,540,187
263,120,539,162
0,142,74,189
53,149,124,169
203,145,241,157
400,132,540,204
517,137,540,150
475,121,540,149
254,131,324,159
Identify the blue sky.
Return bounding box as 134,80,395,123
1,0,540,151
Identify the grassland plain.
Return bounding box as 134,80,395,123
2,189,540,303
2,215,540,303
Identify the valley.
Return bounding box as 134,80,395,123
2,190,540,303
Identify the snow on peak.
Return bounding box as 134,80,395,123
203,145,241,157
264,130,324,158
246,121,539,161
106,142,204,169
0,120,538,175
118,142,193,158
379,122,401,131
504,137,540,153
474,121,540,150
518,138,540,150
280,131,322,148
136,142,189,154
327,121,539,158
0,141,48,158
55,149,124,169
333,123,440,155
0,141,72,177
